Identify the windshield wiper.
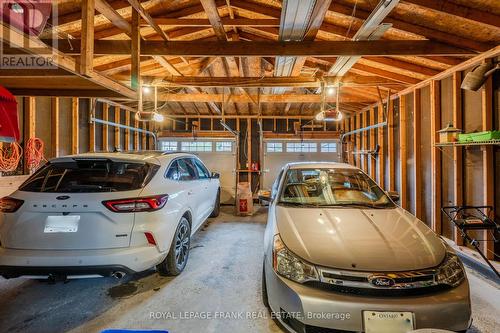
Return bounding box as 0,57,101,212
278,201,320,208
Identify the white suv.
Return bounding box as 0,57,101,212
0,151,220,279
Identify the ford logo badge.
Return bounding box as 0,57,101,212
56,195,70,200
368,275,395,287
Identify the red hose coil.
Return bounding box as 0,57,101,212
25,138,45,172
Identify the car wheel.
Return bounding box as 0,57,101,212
209,189,221,218
262,264,270,308
157,216,191,276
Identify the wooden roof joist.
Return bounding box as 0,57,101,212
151,93,374,103
42,40,475,57
137,75,407,88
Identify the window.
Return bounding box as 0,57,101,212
160,141,178,151
286,142,317,153
266,142,283,153
320,142,337,153
19,160,158,192
166,161,180,180
181,141,212,152
176,159,198,181
279,168,394,208
193,159,210,179
216,141,232,152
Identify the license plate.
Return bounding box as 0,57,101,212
363,311,414,333
44,216,80,233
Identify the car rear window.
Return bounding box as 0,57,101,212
19,159,159,193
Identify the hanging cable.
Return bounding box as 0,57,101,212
25,138,45,173
0,142,22,172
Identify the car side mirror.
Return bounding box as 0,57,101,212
211,172,220,179
387,191,400,202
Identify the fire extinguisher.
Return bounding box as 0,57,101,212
251,162,260,171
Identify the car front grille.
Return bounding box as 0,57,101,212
311,266,446,297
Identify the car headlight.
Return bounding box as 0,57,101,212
436,250,465,287
272,234,318,284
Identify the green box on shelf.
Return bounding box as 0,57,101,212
459,131,500,143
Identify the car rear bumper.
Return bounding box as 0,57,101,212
264,260,472,333
0,246,165,278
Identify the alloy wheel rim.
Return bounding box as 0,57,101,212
174,220,189,269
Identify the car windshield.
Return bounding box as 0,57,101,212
19,159,159,193
278,168,395,208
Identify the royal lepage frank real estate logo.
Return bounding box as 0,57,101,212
0,0,57,69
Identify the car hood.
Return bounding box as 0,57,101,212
275,206,446,271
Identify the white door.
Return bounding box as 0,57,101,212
159,138,237,204
262,139,341,190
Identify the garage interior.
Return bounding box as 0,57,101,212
0,0,499,332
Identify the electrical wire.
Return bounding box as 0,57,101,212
25,138,45,173
0,142,22,172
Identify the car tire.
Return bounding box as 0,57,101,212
262,264,270,308
157,216,191,276
209,189,221,218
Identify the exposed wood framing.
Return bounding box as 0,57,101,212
430,80,442,234
387,97,395,191
102,103,109,151
452,72,464,245
114,108,121,150
23,97,36,174
71,98,79,155
125,111,131,150
377,104,385,187
361,111,368,172
369,106,376,179
481,75,494,260
131,10,141,91
50,97,59,157
355,114,361,167
79,0,95,76
399,94,408,209
413,89,422,219
51,40,475,57
89,99,96,152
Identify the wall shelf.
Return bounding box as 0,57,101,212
435,139,500,147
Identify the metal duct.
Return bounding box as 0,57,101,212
273,0,317,92
328,0,399,76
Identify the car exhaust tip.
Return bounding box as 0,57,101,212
111,271,126,279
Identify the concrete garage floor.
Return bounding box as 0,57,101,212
0,206,499,333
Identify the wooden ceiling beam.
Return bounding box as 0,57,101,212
149,18,279,27
95,0,132,35
402,0,499,28
328,0,493,52
126,0,169,41
45,40,475,56
155,93,374,103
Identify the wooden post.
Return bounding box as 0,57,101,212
71,98,79,155
355,113,361,167
148,122,154,149
89,99,96,152
134,117,139,150
481,75,494,259
131,9,141,91
399,95,408,209
413,88,422,219
247,118,252,186
349,117,355,165
125,111,131,150
141,121,147,150
430,80,442,234
369,106,376,180
23,97,36,174
114,108,121,150
362,111,368,173
79,0,95,76
377,103,385,188
102,103,109,151
50,97,59,157
452,72,463,245
387,98,395,191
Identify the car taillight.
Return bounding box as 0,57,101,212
0,197,24,213
102,194,168,213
